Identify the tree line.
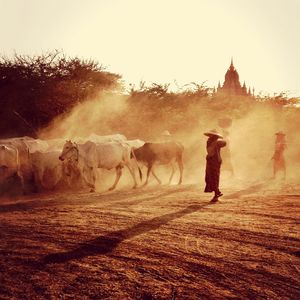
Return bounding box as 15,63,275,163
0,51,299,138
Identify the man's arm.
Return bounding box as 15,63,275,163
217,140,227,148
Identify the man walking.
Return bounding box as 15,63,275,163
272,131,287,180
204,129,227,202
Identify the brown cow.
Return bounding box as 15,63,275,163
132,141,184,186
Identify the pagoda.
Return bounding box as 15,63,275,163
216,59,253,96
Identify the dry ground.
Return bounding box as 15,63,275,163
0,183,299,299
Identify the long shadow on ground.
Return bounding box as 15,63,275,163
0,185,193,213
223,183,265,199
42,203,210,264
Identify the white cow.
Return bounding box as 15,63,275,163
0,144,24,191
22,138,49,153
30,150,65,190
74,133,127,144
59,140,141,191
45,138,66,151
0,137,31,166
88,133,127,143
122,139,145,149
0,138,32,189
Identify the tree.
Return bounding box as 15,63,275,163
0,51,121,137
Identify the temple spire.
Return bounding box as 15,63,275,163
229,57,235,71
216,59,254,97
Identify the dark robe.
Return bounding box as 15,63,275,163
272,141,286,174
204,138,226,193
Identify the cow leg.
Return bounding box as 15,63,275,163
168,163,176,185
151,169,162,185
32,168,43,192
109,166,122,191
52,165,63,190
69,163,84,189
85,179,96,192
177,157,183,185
18,171,26,193
82,166,96,192
90,167,97,192
144,163,153,186
126,164,138,189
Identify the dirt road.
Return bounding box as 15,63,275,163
0,184,299,299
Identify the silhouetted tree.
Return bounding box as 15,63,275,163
0,51,121,137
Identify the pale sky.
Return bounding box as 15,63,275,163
0,0,299,96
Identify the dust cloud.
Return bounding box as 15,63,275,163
39,91,128,140
37,91,300,192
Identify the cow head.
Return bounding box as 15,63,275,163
59,140,79,162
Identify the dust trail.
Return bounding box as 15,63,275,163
37,90,300,192
39,91,129,140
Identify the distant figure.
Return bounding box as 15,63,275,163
272,131,286,180
204,130,227,202
218,117,234,176
220,128,234,176
161,130,172,142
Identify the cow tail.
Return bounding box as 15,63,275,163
16,148,24,190
15,148,21,175
131,148,142,181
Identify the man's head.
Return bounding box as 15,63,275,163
204,129,223,139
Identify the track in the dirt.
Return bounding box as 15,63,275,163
0,184,300,299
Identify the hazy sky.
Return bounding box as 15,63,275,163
0,0,299,96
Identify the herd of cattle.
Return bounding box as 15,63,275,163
0,134,184,195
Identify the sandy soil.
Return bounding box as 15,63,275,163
0,183,299,299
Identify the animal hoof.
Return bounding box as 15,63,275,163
90,189,95,193
132,185,137,189
108,187,115,191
